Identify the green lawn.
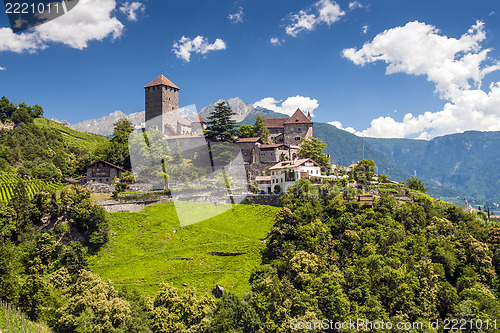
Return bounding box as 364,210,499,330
89,202,279,296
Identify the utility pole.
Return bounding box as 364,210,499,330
362,134,365,160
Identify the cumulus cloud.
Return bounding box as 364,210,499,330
362,25,368,34
254,96,319,117
0,0,124,52
270,37,281,46
342,21,500,139
0,66,5,70
285,0,345,37
228,6,244,23
119,1,145,21
328,120,362,135
172,36,226,62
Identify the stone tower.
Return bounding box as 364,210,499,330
144,74,180,133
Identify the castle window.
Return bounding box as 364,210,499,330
298,128,301,131
295,137,301,140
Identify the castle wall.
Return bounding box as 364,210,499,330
284,123,313,146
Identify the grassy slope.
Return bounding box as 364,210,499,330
34,118,109,152
89,202,279,296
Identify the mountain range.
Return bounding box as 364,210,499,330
66,97,500,210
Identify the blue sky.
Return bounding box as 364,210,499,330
0,0,499,139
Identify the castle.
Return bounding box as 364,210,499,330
144,74,206,136
144,74,313,165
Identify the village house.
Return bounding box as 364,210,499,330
255,176,272,193
269,158,322,193
86,160,125,185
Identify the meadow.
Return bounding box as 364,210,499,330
89,202,279,296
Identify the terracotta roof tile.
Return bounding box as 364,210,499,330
193,114,207,123
265,118,287,128
237,137,262,143
269,158,320,170
144,74,180,89
284,108,312,124
165,124,177,135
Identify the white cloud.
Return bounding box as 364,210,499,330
0,66,5,70
228,6,244,23
342,21,500,138
285,0,345,37
0,0,124,52
348,1,364,10
254,95,319,117
172,36,226,62
270,37,281,46
362,25,368,34
119,1,145,22
328,120,362,136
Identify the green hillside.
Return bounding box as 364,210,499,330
0,173,63,205
313,122,410,181
366,131,500,209
34,118,109,152
0,96,110,179
89,202,279,295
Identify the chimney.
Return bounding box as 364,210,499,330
307,111,312,120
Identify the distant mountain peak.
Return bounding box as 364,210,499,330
70,110,145,136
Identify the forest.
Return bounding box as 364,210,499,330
1,178,499,332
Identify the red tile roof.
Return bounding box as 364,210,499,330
165,124,177,135
284,108,312,124
193,114,207,124
144,74,180,89
177,118,192,126
265,118,287,128
236,138,261,143
269,158,320,170
237,137,262,143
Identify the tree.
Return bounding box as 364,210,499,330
99,118,135,169
353,158,376,183
204,101,237,142
378,174,389,183
297,137,330,169
113,118,134,142
253,115,269,144
11,107,32,124
237,124,254,138
151,282,214,332
203,292,261,333
406,176,428,193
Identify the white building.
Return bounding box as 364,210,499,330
269,158,322,193
255,176,272,193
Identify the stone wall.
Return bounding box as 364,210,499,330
284,123,313,146
145,85,179,132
